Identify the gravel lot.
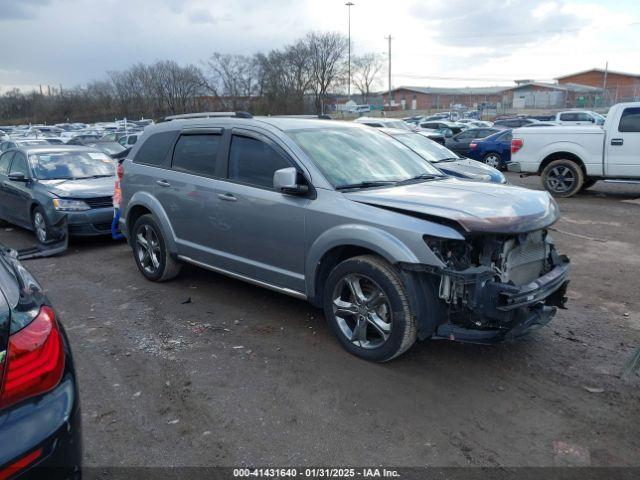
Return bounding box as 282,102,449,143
0,173,638,468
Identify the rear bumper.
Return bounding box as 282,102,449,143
431,256,571,343
0,331,82,479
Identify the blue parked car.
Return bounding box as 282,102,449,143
467,129,512,169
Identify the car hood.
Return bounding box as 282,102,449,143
344,178,559,234
436,158,505,184
39,176,115,198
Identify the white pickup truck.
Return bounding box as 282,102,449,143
508,102,640,197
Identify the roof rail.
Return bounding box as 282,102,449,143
162,111,253,122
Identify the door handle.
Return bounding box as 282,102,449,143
611,138,624,146
156,179,171,187
217,193,237,202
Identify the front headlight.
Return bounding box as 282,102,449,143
52,198,90,211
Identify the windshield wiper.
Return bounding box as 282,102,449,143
433,157,461,163
335,180,397,190
396,173,446,185
73,174,113,179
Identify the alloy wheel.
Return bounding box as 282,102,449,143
33,212,47,243
484,154,501,169
332,274,392,349
546,166,575,194
136,224,161,274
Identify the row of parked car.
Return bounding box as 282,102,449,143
0,109,581,476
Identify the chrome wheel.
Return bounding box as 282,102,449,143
483,154,501,169
332,274,392,349
136,224,161,274
33,212,47,243
546,166,575,194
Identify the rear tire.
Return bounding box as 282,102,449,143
541,159,584,197
131,214,181,282
482,152,502,169
323,255,417,362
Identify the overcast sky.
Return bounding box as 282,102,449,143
0,0,638,93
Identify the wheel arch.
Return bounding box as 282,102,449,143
306,226,422,306
538,151,587,176
125,192,178,254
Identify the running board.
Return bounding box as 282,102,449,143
177,255,307,300
603,179,640,185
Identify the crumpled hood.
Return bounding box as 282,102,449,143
344,178,559,234
436,158,505,183
39,176,115,198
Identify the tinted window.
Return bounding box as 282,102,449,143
172,134,221,176
560,113,577,121
9,153,29,176
0,151,14,174
619,108,640,132
499,131,513,142
134,131,176,167
577,113,593,122
228,135,291,188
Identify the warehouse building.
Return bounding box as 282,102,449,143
556,69,640,103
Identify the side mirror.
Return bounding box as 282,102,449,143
8,172,27,182
273,167,308,195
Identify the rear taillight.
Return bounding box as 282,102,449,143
116,162,124,180
511,138,524,154
0,306,65,410
469,142,477,149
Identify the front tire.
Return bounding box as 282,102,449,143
541,159,584,197
31,206,51,244
131,214,181,282
323,255,417,362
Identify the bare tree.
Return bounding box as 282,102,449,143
205,53,259,110
305,32,348,114
352,53,384,103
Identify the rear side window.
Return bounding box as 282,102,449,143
172,134,221,176
228,135,291,189
500,131,513,142
0,151,14,174
619,108,640,133
134,131,176,167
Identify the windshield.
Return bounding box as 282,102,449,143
287,127,443,187
391,133,460,162
28,151,115,180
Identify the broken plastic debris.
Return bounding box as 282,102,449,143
583,386,604,394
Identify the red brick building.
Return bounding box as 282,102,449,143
556,69,640,103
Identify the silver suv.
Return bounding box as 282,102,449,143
119,112,570,362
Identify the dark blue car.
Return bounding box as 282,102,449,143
467,129,512,169
0,246,82,478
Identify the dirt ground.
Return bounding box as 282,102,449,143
0,173,638,468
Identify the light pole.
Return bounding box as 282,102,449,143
346,2,354,99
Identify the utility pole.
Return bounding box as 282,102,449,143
602,60,609,107
346,2,354,99
385,35,393,108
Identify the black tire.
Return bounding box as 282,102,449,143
541,159,584,197
580,178,597,192
323,255,417,362
482,152,502,169
31,206,52,244
131,214,181,282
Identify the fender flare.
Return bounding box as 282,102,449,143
125,192,178,255
305,224,423,298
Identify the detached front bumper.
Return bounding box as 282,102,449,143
432,256,571,343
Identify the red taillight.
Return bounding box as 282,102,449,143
0,448,43,480
0,306,65,410
116,162,124,180
511,138,524,154
469,142,477,149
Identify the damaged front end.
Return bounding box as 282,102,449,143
423,230,570,343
